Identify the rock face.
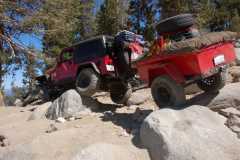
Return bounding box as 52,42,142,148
229,66,240,83
204,83,240,138
0,91,5,107
72,143,144,160
127,89,151,106
46,90,87,120
184,84,201,95
140,106,240,160
28,102,52,120
14,99,23,107
235,45,240,65
190,83,240,111
0,150,34,160
206,83,240,110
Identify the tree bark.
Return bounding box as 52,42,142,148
0,23,4,89
0,25,4,106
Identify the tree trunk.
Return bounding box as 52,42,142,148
0,23,5,106
0,23,4,89
0,90,4,107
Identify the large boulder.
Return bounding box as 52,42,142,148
140,106,240,160
72,143,147,160
235,41,240,65
127,89,151,106
229,66,240,83
208,83,240,110
189,83,240,110
46,90,89,120
28,102,52,120
189,82,240,138
184,84,201,95
0,148,34,160
14,98,23,107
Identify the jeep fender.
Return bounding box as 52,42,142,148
76,62,100,77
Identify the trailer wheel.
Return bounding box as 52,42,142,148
197,71,226,93
110,82,132,104
151,76,186,108
76,68,99,96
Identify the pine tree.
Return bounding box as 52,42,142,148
196,0,240,31
0,0,41,88
231,10,240,32
22,54,38,91
158,0,194,19
24,0,96,58
128,0,158,41
96,0,129,36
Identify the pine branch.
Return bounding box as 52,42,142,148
0,33,37,57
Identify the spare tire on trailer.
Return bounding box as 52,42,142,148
156,14,194,34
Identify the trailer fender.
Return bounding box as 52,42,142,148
148,63,185,86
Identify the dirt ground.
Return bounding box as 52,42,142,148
0,70,239,160
0,90,155,160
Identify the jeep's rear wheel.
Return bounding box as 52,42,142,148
76,68,99,96
110,82,132,104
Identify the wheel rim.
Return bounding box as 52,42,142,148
110,82,131,103
111,86,126,101
201,75,217,86
78,74,90,88
156,86,172,106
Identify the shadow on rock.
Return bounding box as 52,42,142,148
186,92,219,107
82,96,123,112
99,107,152,148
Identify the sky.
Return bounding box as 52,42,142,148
3,34,43,90
3,0,104,91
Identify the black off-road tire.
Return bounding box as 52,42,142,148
39,86,50,101
110,82,132,104
151,76,186,108
197,71,227,93
76,68,100,96
156,14,194,34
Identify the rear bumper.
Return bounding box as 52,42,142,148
196,43,236,75
201,64,228,78
184,64,228,86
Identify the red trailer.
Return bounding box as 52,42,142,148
131,14,237,108
135,41,236,108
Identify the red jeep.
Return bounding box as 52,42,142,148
37,33,145,104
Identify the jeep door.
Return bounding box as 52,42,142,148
54,49,76,84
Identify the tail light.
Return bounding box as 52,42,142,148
104,55,113,65
104,55,115,71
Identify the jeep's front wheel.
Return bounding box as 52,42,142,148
76,68,99,96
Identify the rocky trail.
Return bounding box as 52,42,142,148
1,67,240,160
